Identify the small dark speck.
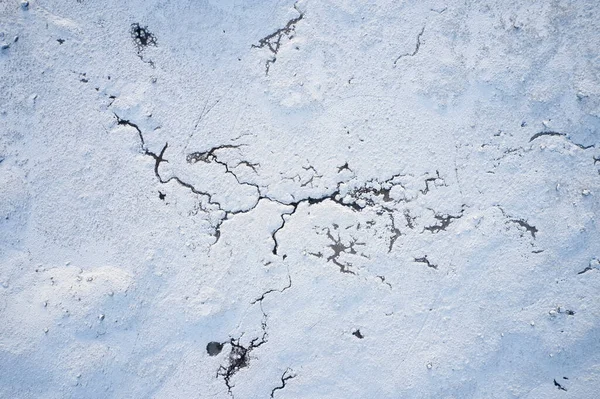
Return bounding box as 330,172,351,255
565,310,575,316
521,121,527,127
158,191,166,200
352,329,364,339
57,38,65,44
80,78,88,83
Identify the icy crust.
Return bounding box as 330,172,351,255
1,0,600,398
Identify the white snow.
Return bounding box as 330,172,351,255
1,0,599,398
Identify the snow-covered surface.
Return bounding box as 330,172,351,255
1,0,600,397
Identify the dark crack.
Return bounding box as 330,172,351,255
529,131,565,142
404,209,416,229
420,170,444,195
424,208,464,233
251,273,292,305
187,145,243,164
510,218,538,239
115,114,456,258
252,3,304,75
496,206,538,239
387,212,402,252
114,113,145,146
377,275,392,288
217,316,268,396
393,26,425,66
271,205,299,255
322,227,365,275
114,114,222,215
414,255,437,269
270,368,296,398
530,131,595,149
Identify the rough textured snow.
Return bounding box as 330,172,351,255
1,0,600,398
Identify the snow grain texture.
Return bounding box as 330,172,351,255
1,0,600,398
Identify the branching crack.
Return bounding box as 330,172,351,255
420,170,445,195
270,368,296,398
217,312,268,396
322,227,365,275
424,207,464,233
252,3,304,75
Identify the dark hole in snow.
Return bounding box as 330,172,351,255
206,341,223,356
352,329,364,339
130,23,157,50
158,191,166,200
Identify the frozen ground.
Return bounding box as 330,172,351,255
1,0,600,398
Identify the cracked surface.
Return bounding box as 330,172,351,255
2,0,600,398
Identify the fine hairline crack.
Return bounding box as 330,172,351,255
394,26,425,66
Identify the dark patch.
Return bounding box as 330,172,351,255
352,329,364,339
424,209,464,233
553,379,567,391
187,145,241,164
323,227,364,275
217,334,267,393
206,341,223,356
158,191,166,201
57,38,65,44
130,23,157,50
337,162,351,173
510,218,537,238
